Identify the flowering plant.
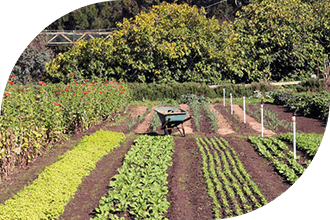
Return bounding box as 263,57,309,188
0,78,130,179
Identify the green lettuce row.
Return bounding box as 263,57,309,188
248,136,299,184
278,132,323,157
92,135,174,220
0,130,125,220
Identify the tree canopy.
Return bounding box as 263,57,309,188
46,2,223,84
46,0,243,30
45,0,330,84
220,0,330,83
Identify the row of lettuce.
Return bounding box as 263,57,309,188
0,133,174,220
249,132,323,184
0,130,125,219
0,79,130,180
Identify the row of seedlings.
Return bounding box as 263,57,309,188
92,135,174,220
248,136,309,184
196,136,268,219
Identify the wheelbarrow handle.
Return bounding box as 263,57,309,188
182,116,193,124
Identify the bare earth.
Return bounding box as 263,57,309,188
134,106,157,134
131,106,148,118
232,104,276,136
209,104,236,135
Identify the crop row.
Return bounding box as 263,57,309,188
0,130,125,220
0,78,129,180
278,132,323,158
196,136,267,219
248,136,308,184
92,135,174,220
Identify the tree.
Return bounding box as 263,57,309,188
46,2,223,84
220,0,329,83
11,34,54,84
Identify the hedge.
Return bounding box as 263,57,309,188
129,82,277,101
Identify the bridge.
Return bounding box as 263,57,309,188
42,29,115,46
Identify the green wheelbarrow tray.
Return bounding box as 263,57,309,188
154,107,193,137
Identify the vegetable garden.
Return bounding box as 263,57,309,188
0,79,327,219
1,0,329,219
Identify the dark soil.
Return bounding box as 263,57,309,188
59,135,134,220
215,103,260,136
165,136,213,220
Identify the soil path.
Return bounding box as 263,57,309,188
264,104,326,134
209,104,236,135
134,106,157,134
233,104,276,136
172,104,194,135
59,136,134,219
226,136,291,202
131,106,148,118
165,137,213,220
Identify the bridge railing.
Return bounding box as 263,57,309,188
41,29,115,46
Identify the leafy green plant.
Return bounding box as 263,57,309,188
248,136,305,184
0,130,125,220
278,132,323,157
92,135,173,219
149,112,160,132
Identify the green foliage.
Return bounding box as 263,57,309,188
179,94,211,105
220,0,330,83
278,132,323,157
46,2,223,84
248,136,302,184
0,130,125,220
11,34,54,84
92,135,173,219
46,0,330,84
196,137,267,218
0,79,130,179
272,91,330,121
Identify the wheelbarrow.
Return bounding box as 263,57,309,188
154,107,192,137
